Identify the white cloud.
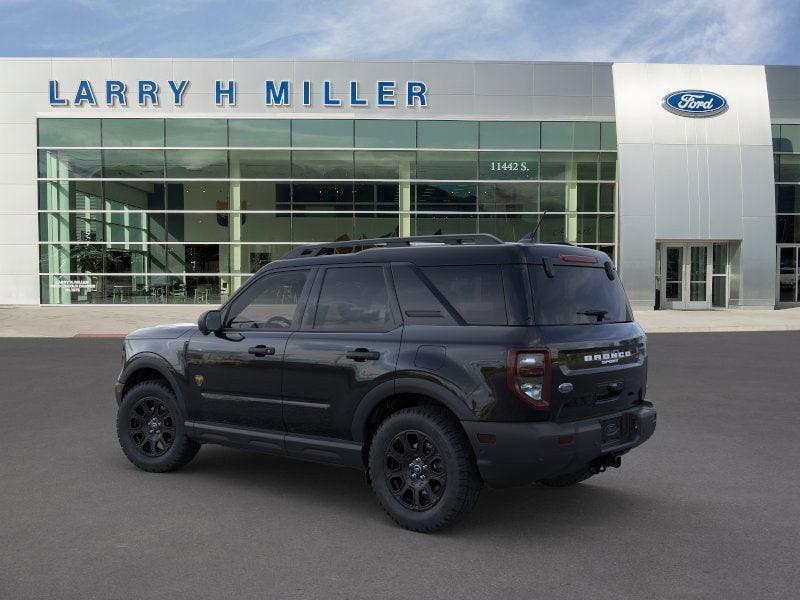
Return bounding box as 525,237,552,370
227,0,794,64
0,0,795,64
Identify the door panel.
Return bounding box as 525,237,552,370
185,267,314,431
283,329,402,438
186,331,289,429
662,245,684,309
686,244,711,309
282,264,402,439
660,243,712,309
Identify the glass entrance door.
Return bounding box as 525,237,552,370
777,245,799,304
662,245,685,309
659,242,712,309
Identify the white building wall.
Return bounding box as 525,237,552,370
613,63,776,309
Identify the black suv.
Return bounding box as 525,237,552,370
115,234,656,532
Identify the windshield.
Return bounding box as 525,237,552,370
530,264,632,325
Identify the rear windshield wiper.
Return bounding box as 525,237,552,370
577,309,608,322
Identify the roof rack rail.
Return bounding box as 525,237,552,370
281,234,504,260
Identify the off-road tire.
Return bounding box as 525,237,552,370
368,406,482,532
117,380,200,473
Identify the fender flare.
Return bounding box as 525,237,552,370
350,376,474,443
119,353,186,410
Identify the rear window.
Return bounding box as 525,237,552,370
530,265,632,325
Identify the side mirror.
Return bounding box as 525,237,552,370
198,309,223,335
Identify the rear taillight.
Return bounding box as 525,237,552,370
507,349,551,409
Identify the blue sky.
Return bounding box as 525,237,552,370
1,0,798,65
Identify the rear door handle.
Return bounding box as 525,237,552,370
346,349,380,361
248,345,276,357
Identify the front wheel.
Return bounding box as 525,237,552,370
116,381,200,473
368,407,482,532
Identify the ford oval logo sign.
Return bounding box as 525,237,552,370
662,90,728,117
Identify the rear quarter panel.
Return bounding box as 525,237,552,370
397,325,542,421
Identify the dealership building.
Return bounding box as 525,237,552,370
0,58,799,310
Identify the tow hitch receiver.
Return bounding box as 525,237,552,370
589,454,622,474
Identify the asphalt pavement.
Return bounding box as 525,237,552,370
1,332,798,599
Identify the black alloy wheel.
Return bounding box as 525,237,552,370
127,396,176,457
368,406,482,532
384,429,447,511
117,380,200,473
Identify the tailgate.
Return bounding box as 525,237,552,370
539,323,647,422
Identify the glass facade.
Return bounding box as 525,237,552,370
773,124,800,304
37,118,617,304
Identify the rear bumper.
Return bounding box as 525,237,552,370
461,402,657,487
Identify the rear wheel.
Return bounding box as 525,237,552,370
116,381,200,472
539,467,594,487
368,407,481,532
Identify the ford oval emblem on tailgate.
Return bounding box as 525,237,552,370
558,382,573,394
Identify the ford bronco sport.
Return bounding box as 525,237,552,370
115,234,656,532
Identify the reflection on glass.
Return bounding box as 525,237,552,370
538,215,566,242
417,121,478,149
416,151,477,180
39,181,103,210
575,153,598,180
229,150,290,178
39,119,100,147
167,182,229,211
292,120,353,147
229,120,290,147
165,119,227,147
103,150,164,178
539,183,566,212
103,119,164,147
599,183,615,212
354,151,415,179
540,153,571,180
292,150,353,179
479,122,540,149
414,214,477,235
476,213,539,241
479,183,538,212
776,185,800,213
291,213,354,242
577,214,597,243
479,152,539,180
240,181,291,211
166,150,227,178
37,117,619,304
292,183,353,210
354,214,399,239
600,123,617,151
355,120,416,148
577,183,598,211
354,183,401,211
168,212,229,243
415,183,477,212
778,155,800,182
38,149,102,178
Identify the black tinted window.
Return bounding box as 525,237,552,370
314,267,393,331
392,265,457,325
420,266,507,325
530,265,631,325
228,270,309,329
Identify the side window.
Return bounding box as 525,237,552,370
420,265,508,325
227,270,309,329
391,264,457,325
314,267,393,331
